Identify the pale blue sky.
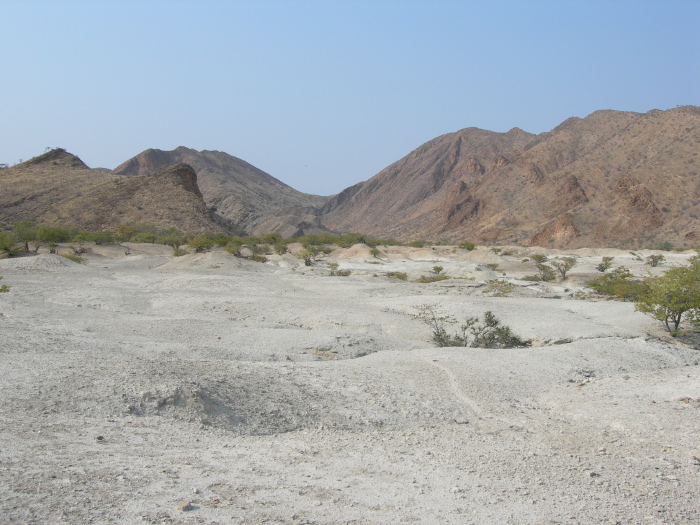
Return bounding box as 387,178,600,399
1,0,698,195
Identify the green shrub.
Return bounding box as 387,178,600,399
485,263,499,271
133,232,156,243
585,266,647,301
0,276,9,293
418,305,526,348
59,253,87,264
551,257,576,280
490,247,502,254
188,236,215,253
274,243,288,255
0,232,20,256
458,241,475,251
654,241,674,252
530,253,548,263
646,254,665,267
524,263,556,281
369,248,381,258
635,255,700,333
596,256,614,272
416,274,450,283
91,231,115,245
482,279,516,297
336,269,351,276
432,265,444,275
250,254,268,263
408,240,425,248
387,271,408,281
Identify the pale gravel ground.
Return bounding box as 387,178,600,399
0,244,698,524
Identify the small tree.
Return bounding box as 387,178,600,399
530,253,548,263
369,248,381,258
432,265,443,275
585,266,647,301
0,232,19,256
635,257,700,333
596,256,614,272
551,257,576,280
646,254,665,267
0,276,9,293
12,220,38,252
188,236,214,253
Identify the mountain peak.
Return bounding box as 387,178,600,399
22,148,89,170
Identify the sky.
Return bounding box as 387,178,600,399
1,0,698,195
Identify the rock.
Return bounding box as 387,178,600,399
176,500,193,512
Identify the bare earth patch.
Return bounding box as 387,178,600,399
0,245,698,524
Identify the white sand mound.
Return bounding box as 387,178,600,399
0,254,87,271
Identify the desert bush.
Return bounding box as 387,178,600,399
458,241,475,251
551,257,576,280
491,247,502,254
418,305,526,348
0,232,20,256
249,254,268,263
416,274,450,283
59,253,87,264
188,236,215,253
654,241,674,251
408,240,425,248
484,263,499,271
225,241,244,257
432,265,444,274
635,255,700,333
596,256,614,272
157,229,187,250
646,254,665,267
387,271,408,281
115,225,137,242
91,231,115,245
530,253,548,263
585,266,647,301
524,263,556,282
0,276,9,293
172,248,187,257
262,232,283,244
336,269,351,276
38,225,72,245
12,220,38,252
133,232,157,243
274,243,288,255
482,279,516,297
369,248,381,258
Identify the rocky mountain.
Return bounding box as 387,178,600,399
113,147,329,237
320,106,700,249
0,149,225,233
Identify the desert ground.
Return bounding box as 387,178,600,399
0,243,698,524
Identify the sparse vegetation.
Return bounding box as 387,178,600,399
370,248,381,258
416,274,450,283
524,263,556,282
531,253,548,263
482,279,516,297
596,256,614,272
484,263,499,271
645,254,665,267
634,255,700,333
0,276,9,293
458,241,475,251
585,266,647,301
59,253,87,264
550,257,576,280
387,271,408,281
418,305,527,348
432,265,444,275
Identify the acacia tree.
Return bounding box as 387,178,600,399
635,256,700,333
551,257,576,280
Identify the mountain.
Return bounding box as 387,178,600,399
320,106,700,249
112,147,330,237
0,149,225,233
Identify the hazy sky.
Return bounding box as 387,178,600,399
2,0,698,195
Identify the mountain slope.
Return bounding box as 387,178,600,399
113,147,329,236
0,149,224,233
320,106,700,248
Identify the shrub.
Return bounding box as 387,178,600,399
524,263,556,281
59,253,87,264
646,254,665,267
336,269,351,276
225,241,244,257
274,243,288,255
115,225,137,242
585,266,647,301
250,254,268,263
0,232,20,256
133,232,156,243
655,241,674,252
484,263,499,271
416,274,450,283
418,305,526,348
157,229,187,250
328,262,339,275
596,256,614,272
387,271,408,281
0,276,9,293
482,279,516,297
369,248,381,258
188,236,215,253
458,241,475,251
491,247,502,254
530,254,548,263
550,257,576,280
635,256,700,333
432,265,444,275
92,231,115,245
408,240,425,248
